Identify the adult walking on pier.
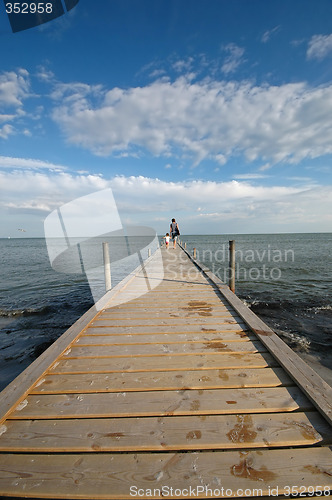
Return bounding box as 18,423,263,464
170,218,180,249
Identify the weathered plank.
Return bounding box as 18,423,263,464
62,340,266,358
99,311,234,319
31,367,293,394
0,448,331,498
86,324,248,334
8,387,312,419
103,301,232,311
50,352,279,374
91,317,242,327
77,330,255,344
1,411,330,452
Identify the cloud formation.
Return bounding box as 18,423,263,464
221,43,245,74
0,69,30,137
0,156,67,171
2,65,332,172
0,169,107,215
51,76,332,167
261,26,281,43
1,166,330,234
307,34,332,60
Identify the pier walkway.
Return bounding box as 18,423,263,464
0,244,331,498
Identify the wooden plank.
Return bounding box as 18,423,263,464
1,411,330,452
0,447,331,498
111,293,228,303
63,340,266,358
104,301,231,311
50,352,279,374
91,317,243,327
104,296,230,304
86,324,248,334
31,367,293,394
77,331,255,344
99,310,234,319
131,290,222,295
8,387,312,419
97,315,240,323
106,298,230,308
114,286,216,293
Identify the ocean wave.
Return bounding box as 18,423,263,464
308,304,332,313
0,306,51,318
275,329,311,352
241,295,332,354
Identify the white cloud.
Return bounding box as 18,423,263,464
36,65,55,82
172,57,194,73
0,69,30,108
51,76,332,167
0,156,68,171
0,69,31,139
233,173,270,180
261,26,281,43
0,113,16,123
0,170,331,234
0,124,14,139
221,43,245,74
307,34,332,60
0,170,108,216
110,176,301,208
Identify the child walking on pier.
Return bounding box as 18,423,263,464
163,233,170,249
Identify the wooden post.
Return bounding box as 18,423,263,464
103,242,111,292
229,240,235,293
148,248,151,257
193,248,196,259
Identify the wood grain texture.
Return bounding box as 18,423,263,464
86,324,248,334
8,387,312,419
63,340,266,358
1,412,330,452
0,448,331,498
77,330,255,344
31,367,292,394
50,352,279,374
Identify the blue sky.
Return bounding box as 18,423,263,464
1,0,332,236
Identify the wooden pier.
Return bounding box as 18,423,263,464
0,243,331,499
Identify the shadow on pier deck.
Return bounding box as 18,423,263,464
0,244,331,498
